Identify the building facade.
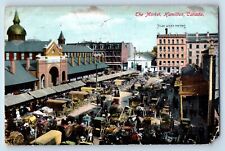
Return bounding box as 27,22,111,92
68,41,130,71
127,52,155,73
5,11,108,94
156,28,187,73
187,32,218,67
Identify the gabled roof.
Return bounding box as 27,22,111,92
5,61,38,86
128,52,153,61
62,44,93,53
5,40,50,52
68,61,108,75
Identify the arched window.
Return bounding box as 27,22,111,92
49,67,59,86
41,74,45,89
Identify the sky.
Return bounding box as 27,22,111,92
4,5,218,52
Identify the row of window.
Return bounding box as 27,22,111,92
158,60,184,65
5,52,93,60
90,44,121,50
5,52,40,60
189,58,200,64
159,67,179,70
159,38,185,44
159,46,184,51
66,52,92,57
105,52,121,56
189,51,200,57
158,53,184,58
106,58,121,62
189,44,208,49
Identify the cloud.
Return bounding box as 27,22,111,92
56,9,125,33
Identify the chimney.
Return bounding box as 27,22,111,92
26,57,30,70
84,53,86,64
196,32,199,41
89,54,92,64
165,28,168,35
78,54,81,66
71,56,74,66
101,55,103,62
207,32,209,37
10,59,16,74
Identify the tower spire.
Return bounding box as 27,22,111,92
58,31,65,45
13,10,20,24
7,10,26,41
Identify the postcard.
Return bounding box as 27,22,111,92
4,5,219,145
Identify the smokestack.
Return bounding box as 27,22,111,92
165,28,168,35
10,59,16,74
26,57,30,70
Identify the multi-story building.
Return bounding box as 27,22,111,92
186,32,218,67
67,41,130,71
5,11,108,94
156,28,187,73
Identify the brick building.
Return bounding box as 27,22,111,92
157,28,187,73
5,11,108,94
156,29,218,73
67,41,130,71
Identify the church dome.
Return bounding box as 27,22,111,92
7,11,26,41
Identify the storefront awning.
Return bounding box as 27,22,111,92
5,93,34,107
88,70,139,83
51,84,73,93
68,80,86,88
28,87,56,98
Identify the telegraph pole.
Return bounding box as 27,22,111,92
96,63,98,88
134,47,136,70
207,40,215,127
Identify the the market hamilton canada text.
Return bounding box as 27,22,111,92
5,11,219,145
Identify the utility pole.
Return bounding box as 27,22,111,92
207,40,215,127
96,63,98,88
134,47,136,70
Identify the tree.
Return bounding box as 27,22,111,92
151,46,157,58
151,46,157,66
